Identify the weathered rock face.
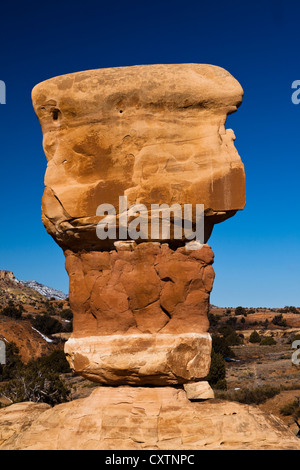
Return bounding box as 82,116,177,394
2,388,300,450
0,270,15,281
64,242,213,384
183,381,215,400
32,64,245,251
32,64,245,385
65,333,211,385
0,402,50,449
65,243,214,336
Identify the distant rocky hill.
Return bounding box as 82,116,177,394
0,270,70,363
0,270,67,306
20,280,66,300
0,316,55,362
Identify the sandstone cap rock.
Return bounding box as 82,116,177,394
32,64,245,251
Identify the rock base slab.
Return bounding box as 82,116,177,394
1,387,300,450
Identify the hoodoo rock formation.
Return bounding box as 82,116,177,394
0,63,296,450
32,64,245,386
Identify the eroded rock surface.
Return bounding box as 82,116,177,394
65,243,214,337
183,381,215,400
0,402,50,449
1,388,299,450
65,333,211,385
32,64,246,385
64,242,213,384
32,64,245,251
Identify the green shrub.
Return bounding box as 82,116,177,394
38,350,71,374
46,304,56,315
214,378,227,390
225,317,237,328
279,306,299,314
0,342,23,381
280,400,300,418
218,325,242,346
272,314,287,327
226,331,243,346
32,315,63,335
260,336,277,346
249,330,261,343
218,325,235,338
0,361,70,406
212,335,233,357
235,306,246,316
60,308,73,321
206,349,227,389
1,303,23,320
229,385,280,405
0,348,71,406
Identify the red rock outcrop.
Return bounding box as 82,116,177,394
0,271,15,281
0,317,55,363
65,243,214,336
64,242,214,384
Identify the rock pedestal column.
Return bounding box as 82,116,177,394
64,242,214,384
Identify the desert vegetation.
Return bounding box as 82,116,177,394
0,297,73,337
0,344,71,406
207,304,300,433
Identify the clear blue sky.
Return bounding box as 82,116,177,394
0,0,299,307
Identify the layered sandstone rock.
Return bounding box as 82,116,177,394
65,243,215,337
65,334,211,385
1,387,300,450
32,64,245,250
0,402,50,449
64,242,214,384
183,381,215,400
32,64,246,385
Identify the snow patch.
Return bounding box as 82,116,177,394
20,280,67,300
31,327,53,343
